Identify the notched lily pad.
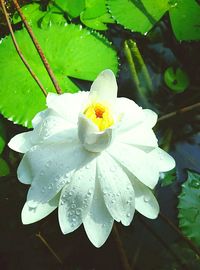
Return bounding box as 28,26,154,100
178,170,200,246
169,0,200,41
0,24,118,128
107,0,169,34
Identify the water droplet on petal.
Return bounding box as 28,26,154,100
127,213,131,217
143,195,151,203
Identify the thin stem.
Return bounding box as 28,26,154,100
139,217,189,270
112,224,132,270
36,232,63,265
158,102,200,123
0,0,47,97
159,212,200,258
128,39,153,92
13,0,62,95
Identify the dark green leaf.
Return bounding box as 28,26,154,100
0,157,10,176
0,119,6,154
178,170,200,246
160,168,176,187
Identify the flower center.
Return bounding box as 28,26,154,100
84,102,114,131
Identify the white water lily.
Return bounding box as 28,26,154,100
8,70,175,247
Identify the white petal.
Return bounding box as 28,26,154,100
58,159,96,234
8,131,33,153
46,92,88,124
108,142,159,189
33,108,76,143
143,109,158,128
97,152,135,226
78,113,114,152
22,193,59,224
148,148,175,172
83,179,114,248
17,154,33,184
116,97,144,131
117,124,158,150
89,70,117,104
26,143,97,206
131,177,159,219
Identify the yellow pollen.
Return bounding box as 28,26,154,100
84,102,114,131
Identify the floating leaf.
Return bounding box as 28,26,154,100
164,67,189,93
0,24,118,128
107,0,169,34
160,168,176,187
52,0,85,18
169,0,200,41
178,170,200,246
0,158,10,176
12,3,45,26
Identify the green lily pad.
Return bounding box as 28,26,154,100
169,0,200,41
107,0,169,34
164,67,189,93
0,24,118,128
52,0,85,18
0,158,10,177
178,170,200,246
12,3,45,26
160,168,176,187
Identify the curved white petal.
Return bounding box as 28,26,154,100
130,177,159,219
47,92,89,124
8,131,33,153
58,159,96,234
148,148,175,172
97,152,135,226
22,193,59,224
17,154,33,184
117,124,158,150
83,179,114,248
143,109,158,128
78,114,114,152
108,142,159,189
89,70,117,104
116,97,144,131
26,143,97,207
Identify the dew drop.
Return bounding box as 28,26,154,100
127,213,131,217
110,166,116,172
143,195,150,203
76,209,81,215
71,204,76,209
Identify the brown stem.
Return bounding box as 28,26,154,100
158,102,200,122
13,0,62,95
139,217,189,270
159,212,200,258
112,224,132,270
36,232,63,265
0,0,47,96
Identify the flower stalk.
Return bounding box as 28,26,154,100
0,0,47,96
13,0,62,95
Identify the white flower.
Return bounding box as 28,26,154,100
8,70,175,247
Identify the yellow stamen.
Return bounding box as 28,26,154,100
84,102,114,131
